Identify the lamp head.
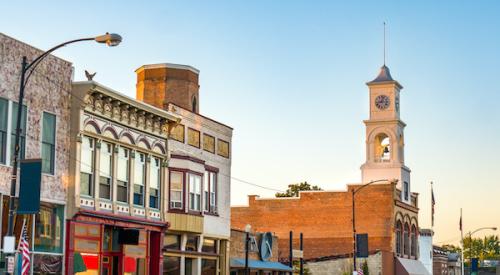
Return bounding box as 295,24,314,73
245,224,252,233
95,33,122,47
493,227,498,231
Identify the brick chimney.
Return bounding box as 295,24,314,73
135,63,200,113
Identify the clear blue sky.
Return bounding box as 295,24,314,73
3,1,500,243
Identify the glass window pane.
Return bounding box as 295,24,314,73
42,112,56,144
41,143,54,174
34,204,64,253
0,98,8,164
163,256,181,275
117,147,129,181
150,158,160,189
100,142,112,178
10,103,27,163
80,137,94,174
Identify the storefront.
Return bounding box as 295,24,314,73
65,210,167,275
0,195,65,274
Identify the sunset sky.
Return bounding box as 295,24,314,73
3,1,500,244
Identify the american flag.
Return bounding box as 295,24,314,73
358,269,364,275
18,218,30,275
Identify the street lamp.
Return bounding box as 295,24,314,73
466,227,497,272
244,224,251,275
352,178,398,275
5,33,122,252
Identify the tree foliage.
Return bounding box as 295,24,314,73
463,235,500,261
275,182,322,197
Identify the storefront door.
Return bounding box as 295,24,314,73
102,254,121,275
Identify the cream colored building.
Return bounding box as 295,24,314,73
136,63,233,275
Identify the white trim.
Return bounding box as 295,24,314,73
135,63,200,74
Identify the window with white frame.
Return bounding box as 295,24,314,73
116,147,129,202
169,171,183,209
10,102,28,165
99,141,113,200
149,157,160,209
134,153,145,206
209,172,217,213
204,172,209,212
204,171,217,214
0,98,8,164
80,136,94,196
41,112,56,174
189,173,202,212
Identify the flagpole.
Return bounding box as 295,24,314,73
461,208,464,275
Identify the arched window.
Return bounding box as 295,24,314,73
411,225,417,257
404,223,410,256
192,96,197,113
396,221,403,255
375,133,390,162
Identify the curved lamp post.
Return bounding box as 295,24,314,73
352,178,398,274
5,33,122,249
466,227,497,272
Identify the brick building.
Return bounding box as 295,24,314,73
232,64,428,274
0,32,73,274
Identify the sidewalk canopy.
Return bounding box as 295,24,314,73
395,257,431,275
230,258,293,272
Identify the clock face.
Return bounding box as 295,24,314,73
375,95,390,110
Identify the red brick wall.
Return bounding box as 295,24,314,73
231,184,397,259
136,66,200,113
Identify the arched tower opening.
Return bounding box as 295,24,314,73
374,133,391,162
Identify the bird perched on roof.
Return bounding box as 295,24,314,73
85,70,96,81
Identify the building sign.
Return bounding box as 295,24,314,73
260,232,273,261
17,159,42,214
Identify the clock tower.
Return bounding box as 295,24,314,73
361,65,412,203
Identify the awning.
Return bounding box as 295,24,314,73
230,258,293,272
395,257,431,275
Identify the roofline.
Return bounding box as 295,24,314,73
366,80,403,89
72,80,181,123
168,102,233,130
135,63,200,74
0,32,73,65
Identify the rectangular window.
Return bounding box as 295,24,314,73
134,153,145,206
170,124,185,143
189,173,201,212
169,171,184,210
99,142,113,200
41,112,56,174
404,181,409,201
10,102,27,164
201,238,217,254
217,139,230,158
202,134,215,153
164,234,181,250
209,172,217,213
80,136,94,196
204,172,209,212
0,98,7,164
149,157,161,209
117,147,129,203
185,235,199,251
163,256,181,275
34,203,64,253
187,128,200,148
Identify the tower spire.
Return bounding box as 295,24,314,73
383,21,386,66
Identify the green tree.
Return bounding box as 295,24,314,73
275,182,322,197
362,260,369,275
463,234,500,261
